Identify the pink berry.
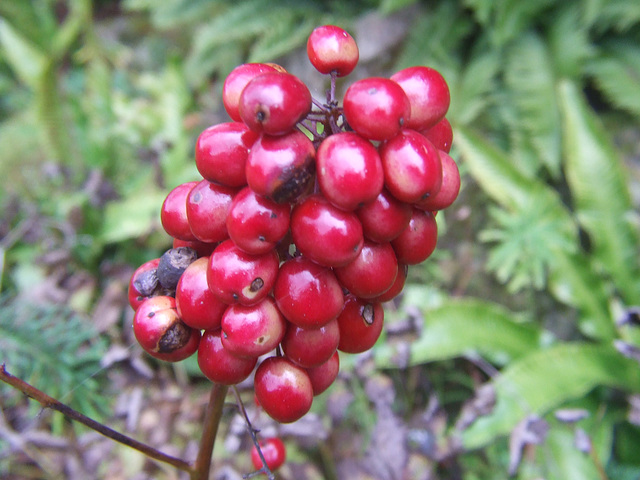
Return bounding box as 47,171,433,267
197,329,257,385
306,25,359,77
372,263,408,303
222,63,279,122
186,180,238,243
391,208,438,265
306,351,340,396
337,295,384,354
175,257,226,330
421,117,453,153
281,318,340,368
250,437,286,472
414,150,460,211
160,181,199,241
356,189,412,243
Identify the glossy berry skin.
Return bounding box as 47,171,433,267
373,263,408,303
391,66,450,130
356,189,412,243
160,181,199,241
250,437,286,472
343,77,410,141
334,240,398,299
175,257,226,330
379,129,443,203
337,294,384,354
316,132,384,211
274,256,344,328
133,296,201,362
222,63,279,122
239,72,312,136
128,258,161,311
207,239,279,306
391,208,438,265
414,150,460,211
306,25,359,76
186,180,238,243
226,187,291,254
172,238,218,258
246,130,316,204
281,318,340,368
197,329,257,385
290,194,364,267
306,351,340,396
254,356,314,423
421,117,453,153
221,297,286,358
195,122,258,187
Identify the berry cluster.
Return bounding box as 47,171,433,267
128,25,459,425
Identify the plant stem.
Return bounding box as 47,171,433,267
0,364,192,472
192,383,229,480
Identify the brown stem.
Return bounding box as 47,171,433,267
192,383,229,480
0,364,191,472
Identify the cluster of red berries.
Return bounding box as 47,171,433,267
128,25,459,426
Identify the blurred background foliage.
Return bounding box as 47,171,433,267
1,0,640,479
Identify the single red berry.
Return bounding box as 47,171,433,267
343,77,410,141
250,437,287,472
414,150,460,211
128,258,161,311
274,256,344,328
133,296,201,362
254,356,314,423
186,179,238,243
334,240,398,299
356,189,412,243
207,239,279,306
246,130,316,204
306,351,340,396
160,181,199,241
316,131,384,211
290,194,364,267
336,295,384,354
239,72,312,136
222,63,280,122
175,257,226,330
195,122,258,187
306,25,359,77
391,208,438,265
197,329,257,385
421,117,453,153
372,263,408,303
221,297,286,358
281,318,340,368
379,129,443,203
391,66,450,130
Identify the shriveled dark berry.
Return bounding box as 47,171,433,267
157,247,198,290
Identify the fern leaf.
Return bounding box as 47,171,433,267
546,4,594,78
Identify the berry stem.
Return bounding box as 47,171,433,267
192,382,230,480
329,71,337,104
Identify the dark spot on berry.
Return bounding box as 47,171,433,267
250,278,264,292
270,212,277,219
271,153,316,203
134,269,159,296
256,108,267,124
368,88,378,95
399,117,405,127
158,320,191,353
191,191,202,203
258,235,266,242
148,312,155,318
232,293,240,301
362,304,375,325
256,335,266,344
421,192,430,200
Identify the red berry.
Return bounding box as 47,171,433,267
160,181,199,241
379,129,443,203
391,208,438,265
281,318,340,368
197,329,257,385
336,295,384,354
175,257,226,330
274,256,344,328
207,240,279,306
128,258,160,311
172,238,218,257
334,240,398,299
186,180,238,243
221,297,286,358
133,296,201,362
343,77,410,141
222,63,279,122
254,356,313,423
290,194,364,267
195,122,258,187
250,437,286,471
356,189,412,243
372,263,408,303
414,150,460,211
226,187,291,254
306,351,340,396
421,117,453,153
316,132,384,211
306,25,359,77
391,66,450,130
239,72,312,136
246,130,316,204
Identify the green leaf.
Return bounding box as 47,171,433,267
541,428,603,480
558,79,640,305
547,5,594,78
460,343,640,449
376,298,545,368
0,18,48,88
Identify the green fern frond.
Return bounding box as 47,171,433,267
546,4,595,78
124,0,226,29
585,0,640,33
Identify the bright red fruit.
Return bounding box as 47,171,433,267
239,72,312,136
373,263,408,303
222,63,279,122
172,238,218,258
316,131,384,211
343,77,410,141
391,66,450,130
306,351,340,396
186,180,238,243
281,318,340,368
356,189,412,243
306,25,359,77
175,257,226,330
197,329,257,385
160,181,199,241
414,150,460,211
250,437,286,471
254,356,314,423
421,117,453,153
336,295,384,354
391,208,438,265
